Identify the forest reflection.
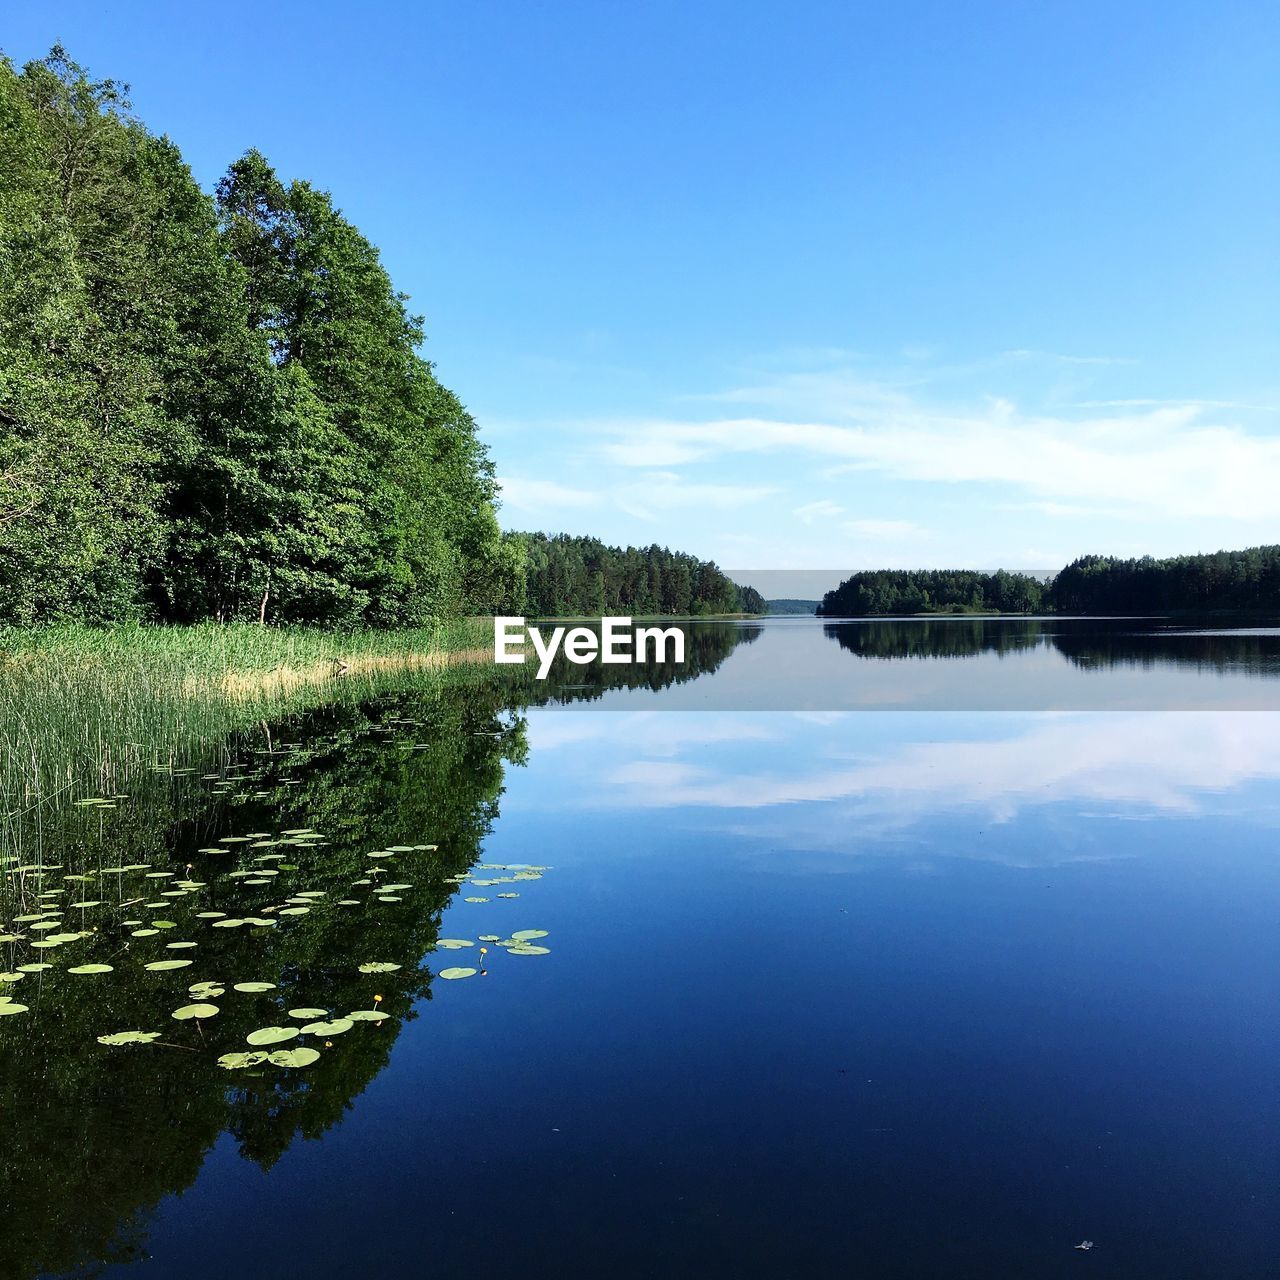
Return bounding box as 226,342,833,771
822,618,1280,675
0,619,758,1280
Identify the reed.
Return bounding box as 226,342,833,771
0,620,491,832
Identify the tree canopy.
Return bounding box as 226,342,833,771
1049,546,1280,614
512,532,762,617
817,548,1280,618
0,47,520,627
817,568,1045,617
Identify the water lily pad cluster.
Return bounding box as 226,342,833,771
4,719,564,1084
0,820,452,1072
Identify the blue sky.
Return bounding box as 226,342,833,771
7,2,1279,572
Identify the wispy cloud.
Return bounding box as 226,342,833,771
1000,348,1135,367
499,476,601,512
1073,398,1280,411
612,472,776,520
592,399,1280,522
499,471,773,526
793,499,845,524
842,518,925,540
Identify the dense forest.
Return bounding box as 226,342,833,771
0,49,757,628
1050,547,1280,614
817,569,1046,616
817,547,1280,617
0,47,526,627
515,532,763,617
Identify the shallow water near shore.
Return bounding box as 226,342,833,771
5,618,1280,1279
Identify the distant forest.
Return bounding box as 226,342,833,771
817,547,1280,617
818,569,1045,616
0,49,756,628
1050,547,1280,614
516,533,763,617
764,599,821,615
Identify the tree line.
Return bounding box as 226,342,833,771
817,569,1045,616
0,49,759,629
816,546,1280,617
1050,547,1280,614
514,532,763,617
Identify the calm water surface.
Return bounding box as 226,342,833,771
6,619,1280,1279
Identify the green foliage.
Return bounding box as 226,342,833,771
1049,546,1280,614
817,568,1046,616
0,48,518,627
513,532,761,616
765,598,820,615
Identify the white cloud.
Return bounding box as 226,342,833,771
842,518,924,540
612,472,775,520
500,470,773,527
592,399,1280,522
793,499,845,524
999,348,1134,367
499,476,600,512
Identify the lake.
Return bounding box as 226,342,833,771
4,617,1280,1278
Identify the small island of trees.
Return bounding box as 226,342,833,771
816,546,1280,617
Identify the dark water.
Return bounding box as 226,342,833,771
6,619,1280,1278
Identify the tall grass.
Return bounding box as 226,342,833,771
0,621,490,833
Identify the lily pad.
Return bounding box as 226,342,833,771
300,1018,353,1036
217,1051,268,1070
358,962,401,973
67,963,113,975
144,959,193,971
172,1003,219,1020
436,939,474,949
438,967,477,980
245,1025,298,1046
346,1009,390,1022
267,1047,321,1068
511,930,549,941
97,1031,160,1046
508,945,551,955
0,1001,29,1015
233,981,276,993
288,1007,328,1020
